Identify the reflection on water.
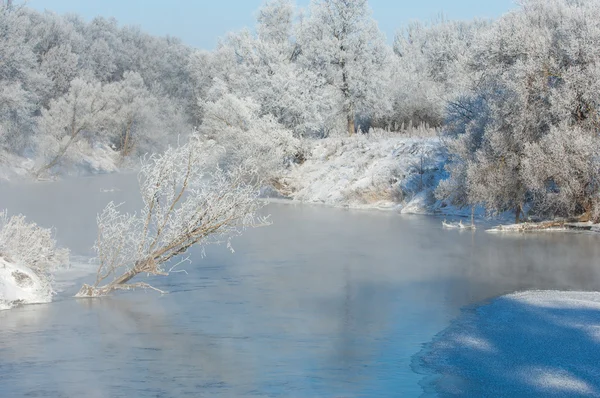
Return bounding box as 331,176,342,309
1,175,600,396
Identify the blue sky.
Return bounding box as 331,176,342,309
26,0,517,49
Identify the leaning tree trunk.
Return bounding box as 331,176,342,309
75,137,264,298
120,118,135,160
77,257,165,297
35,131,79,177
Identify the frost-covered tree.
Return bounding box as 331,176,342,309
77,138,264,297
390,19,489,129
102,71,189,159
102,72,149,157
251,0,333,135
0,5,47,152
523,124,600,220
200,93,300,182
439,0,600,222
0,209,69,307
0,5,195,167
297,0,392,135
39,44,79,96
102,72,161,158
189,0,332,136
0,210,69,276
36,78,109,176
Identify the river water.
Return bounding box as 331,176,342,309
1,174,600,397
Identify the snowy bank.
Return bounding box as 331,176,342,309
418,291,600,397
0,143,121,182
283,133,460,214
0,258,54,310
0,211,70,310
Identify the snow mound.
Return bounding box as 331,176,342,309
285,133,450,212
0,258,53,310
418,291,600,397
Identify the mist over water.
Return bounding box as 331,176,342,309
1,175,600,396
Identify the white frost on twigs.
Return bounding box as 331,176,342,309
77,137,266,297
0,211,70,310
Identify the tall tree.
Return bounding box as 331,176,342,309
298,0,391,135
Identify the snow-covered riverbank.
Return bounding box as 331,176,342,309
281,133,464,215
0,211,73,310
0,143,121,182
418,291,600,396
0,258,54,310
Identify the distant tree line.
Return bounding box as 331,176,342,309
1,0,599,221
0,3,194,172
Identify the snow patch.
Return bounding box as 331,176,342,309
454,334,497,353
525,367,596,395
285,133,456,213
0,258,53,310
419,290,600,396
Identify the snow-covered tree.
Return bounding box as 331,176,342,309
297,0,392,135
77,137,264,297
102,71,189,160
0,209,69,308
0,210,69,277
200,93,300,182
439,0,600,222
523,124,600,220
40,44,79,96
189,0,332,137
0,5,47,152
390,19,489,129
36,78,109,176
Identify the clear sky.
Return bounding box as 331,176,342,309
26,0,517,49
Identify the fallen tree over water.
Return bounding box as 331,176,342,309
77,138,265,297
487,220,596,233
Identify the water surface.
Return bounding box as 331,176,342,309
1,175,600,397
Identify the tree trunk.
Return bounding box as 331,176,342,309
36,104,83,177
35,134,78,177
120,118,134,160
580,201,592,222
340,64,355,136
77,259,149,297
347,109,356,136
515,204,522,224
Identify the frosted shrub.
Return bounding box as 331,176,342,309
0,211,69,276
0,211,69,307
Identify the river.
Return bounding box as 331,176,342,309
1,174,600,397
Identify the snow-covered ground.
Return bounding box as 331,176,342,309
419,291,600,397
0,256,94,311
283,132,465,215
0,258,54,310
